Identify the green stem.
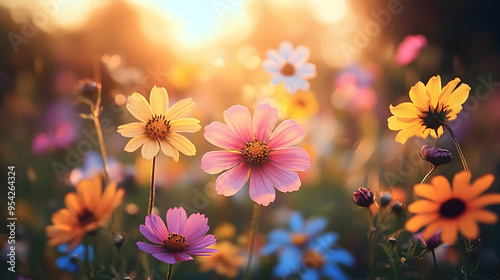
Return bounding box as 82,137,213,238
421,165,436,185
442,123,470,183
243,203,260,280
93,89,111,183
457,236,471,279
431,249,438,280
148,156,157,215
166,263,173,280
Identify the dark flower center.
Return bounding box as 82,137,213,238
145,115,170,141
164,233,186,252
420,105,447,131
243,139,270,165
439,198,466,219
280,63,296,76
290,233,309,246
77,208,97,226
303,250,325,269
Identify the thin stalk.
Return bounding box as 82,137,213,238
166,264,172,280
431,249,438,280
457,236,471,280
93,115,111,183
421,165,436,185
148,156,157,215
442,123,470,184
243,203,260,280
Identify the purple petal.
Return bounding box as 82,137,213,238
184,247,218,256
181,213,209,243
152,253,178,264
136,242,166,254
174,252,193,262
139,225,163,244
262,162,301,193
166,207,187,233
249,167,276,206
145,214,168,240
186,235,216,250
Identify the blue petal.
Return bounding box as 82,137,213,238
289,212,303,233
310,233,338,253
327,249,355,267
304,217,327,237
57,244,69,253
323,264,349,280
302,269,320,280
268,229,291,244
273,247,302,277
261,243,281,255
55,256,70,270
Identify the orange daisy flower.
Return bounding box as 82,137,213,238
388,75,470,144
405,171,500,244
46,176,124,250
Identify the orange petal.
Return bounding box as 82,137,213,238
51,209,77,225
405,213,439,232
414,184,441,202
453,171,471,197
422,221,441,240
430,175,452,198
408,200,440,213
471,209,498,224
458,214,479,240
75,179,99,212
469,194,500,209
440,221,458,244
64,192,83,215
471,174,495,197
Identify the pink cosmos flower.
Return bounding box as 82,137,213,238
137,207,217,264
395,34,427,66
201,103,311,206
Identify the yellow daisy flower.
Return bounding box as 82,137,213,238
388,75,470,144
405,171,500,244
117,86,201,160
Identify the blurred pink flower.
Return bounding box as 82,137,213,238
263,42,316,93
201,103,311,206
137,207,217,264
395,34,427,66
332,64,377,111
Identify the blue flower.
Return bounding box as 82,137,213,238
56,244,93,273
261,212,354,279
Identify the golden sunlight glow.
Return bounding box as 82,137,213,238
309,0,347,24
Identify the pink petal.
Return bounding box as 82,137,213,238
269,147,311,171
204,121,244,150
223,105,254,143
152,253,178,264
166,207,187,234
136,242,166,254
201,151,243,174
145,214,168,240
395,34,427,66
181,213,209,243
215,162,250,196
267,119,305,150
249,168,276,206
185,235,216,250
263,162,301,193
253,103,279,141
139,225,163,244
185,247,218,256
174,252,193,262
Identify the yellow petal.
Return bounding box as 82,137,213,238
126,92,152,122
141,139,160,159
160,140,180,162
117,122,146,137
426,75,442,109
438,78,460,104
124,135,148,152
167,133,196,156
389,102,421,118
166,98,195,120
446,83,470,108
387,116,415,131
409,81,431,111
149,86,169,116
170,118,201,133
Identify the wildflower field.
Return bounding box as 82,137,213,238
2,0,500,279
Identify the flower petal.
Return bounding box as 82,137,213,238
141,139,160,159
263,162,301,193
263,59,281,74
201,150,243,174
389,102,421,118
166,207,187,234
145,214,168,240
269,147,310,171
472,209,498,224
139,225,163,244
185,234,216,250
430,175,453,198
152,253,178,264
407,200,439,213
181,213,209,243
169,118,201,133
439,78,460,104
279,41,294,61
124,135,148,153
267,49,285,65
165,98,195,120
387,116,416,131
289,45,310,65
253,103,279,141
452,171,471,198
127,92,152,122
459,214,479,240
296,63,316,78
215,162,249,196
440,221,458,244
447,83,470,108
284,77,299,93
160,140,179,162
149,86,168,116
249,167,276,206
267,119,305,150
413,183,440,202
469,193,500,208
471,174,495,197
405,213,439,232
174,252,193,261
204,121,244,150
409,81,431,111
117,122,145,137
271,74,284,85
167,133,196,156
426,75,442,109
223,105,254,143
137,242,166,254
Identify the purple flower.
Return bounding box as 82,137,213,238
415,230,442,250
137,207,217,264
420,144,452,167
353,187,374,207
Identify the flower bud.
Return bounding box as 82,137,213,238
380,193,392,207
388,237,397,244
112,232,125,248
391,201,404,215
420,144,452,167
75,78,101,100
353,187,374,207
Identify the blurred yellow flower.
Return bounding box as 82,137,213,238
406,172,500,244
197,241,245,278
274,85,319,120
388,75,470,144
46,176,124,250
213,222,237,240
117,86,201,160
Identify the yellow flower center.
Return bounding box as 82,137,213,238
145,115,171,141
280,63,296,76
303,250,325,269
164,233,186,252
420,105,447,131
243,139,270,165
439,198,466,218
290,233,309,246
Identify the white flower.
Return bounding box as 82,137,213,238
262,42,316,94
